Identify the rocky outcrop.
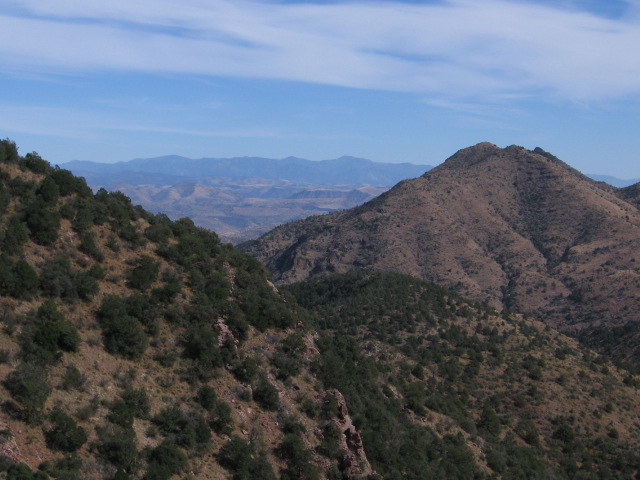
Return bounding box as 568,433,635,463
330,389,373,478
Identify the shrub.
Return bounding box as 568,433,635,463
209,399,234,435
36,177,59,204
4,363,51,422
277,433,319,480
39,257,77,300
127,256,159,291
11,260,39,298
181,324,222,379
108,401,134,428
23,200,60,246
21,152,50,174
98,295,148,359
96,426,138,471
49,167,92,197
195,385,218,411
253,376,280,411
2,216,30,254
152,407,211,450
44,407,87,452
78,232,104,261
122,387,150,419
60,365,86,391
0,138,19,163
144,440,187,480
21,300,80,365
231,357,259,383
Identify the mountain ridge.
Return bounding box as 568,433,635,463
243,143,640,363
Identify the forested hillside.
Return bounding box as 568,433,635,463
0,139,350,479
243,143,640,367
1,139,639,480
287,272,640,479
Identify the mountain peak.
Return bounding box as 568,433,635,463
245,143,640,362
430,143,581,182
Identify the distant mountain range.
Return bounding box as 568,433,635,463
62,155,432,242
243,143,640,365
588,174,640,188
63,155,432,187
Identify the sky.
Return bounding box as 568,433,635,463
1,0,640,178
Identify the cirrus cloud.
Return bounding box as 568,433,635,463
1,0,640,103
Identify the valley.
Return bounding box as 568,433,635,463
0,140,639,479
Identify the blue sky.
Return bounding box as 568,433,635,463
1,0,640,178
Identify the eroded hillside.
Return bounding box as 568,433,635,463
244,143,640,364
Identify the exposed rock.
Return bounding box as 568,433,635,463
329,389,373,478
215,316,236,348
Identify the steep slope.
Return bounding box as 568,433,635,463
0,141,373,480
243,143,640,344
287,271,640,480
2,140,639,480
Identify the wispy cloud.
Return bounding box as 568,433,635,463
100,124,284,138
2,0,640,102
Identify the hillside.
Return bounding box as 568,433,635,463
243,143,640,363
2,139,640,480
286,271,640,480
0,140,372,480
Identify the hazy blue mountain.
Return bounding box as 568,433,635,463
587,173,640,188
63,155,433,187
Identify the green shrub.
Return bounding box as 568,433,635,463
153,407,210,451
96,426,138,471
21,152,50,174
61,365,86,391
122,387,151,419
44,407,87,452
231,357,259,383
21,300,80,365
36,176,59,204
195,385,218,411
10,260,39,299
181,324,222,379
144,440,187,480
23,200,60,246
0,138,19,163
277,433,319,480
97,295,148,359
2,216,30,254
108,401,134,428
5,463,48,480
78,232,104,261
39,257,77,300
4,362,51,422
253,376,280,411
49,167,92,197
127,255,159,290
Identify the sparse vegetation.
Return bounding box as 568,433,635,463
1,140,640,479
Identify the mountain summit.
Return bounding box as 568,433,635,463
244,143,640,355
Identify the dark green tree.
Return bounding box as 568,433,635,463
4,362,51,422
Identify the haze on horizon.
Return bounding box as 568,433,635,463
1,0,640,178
